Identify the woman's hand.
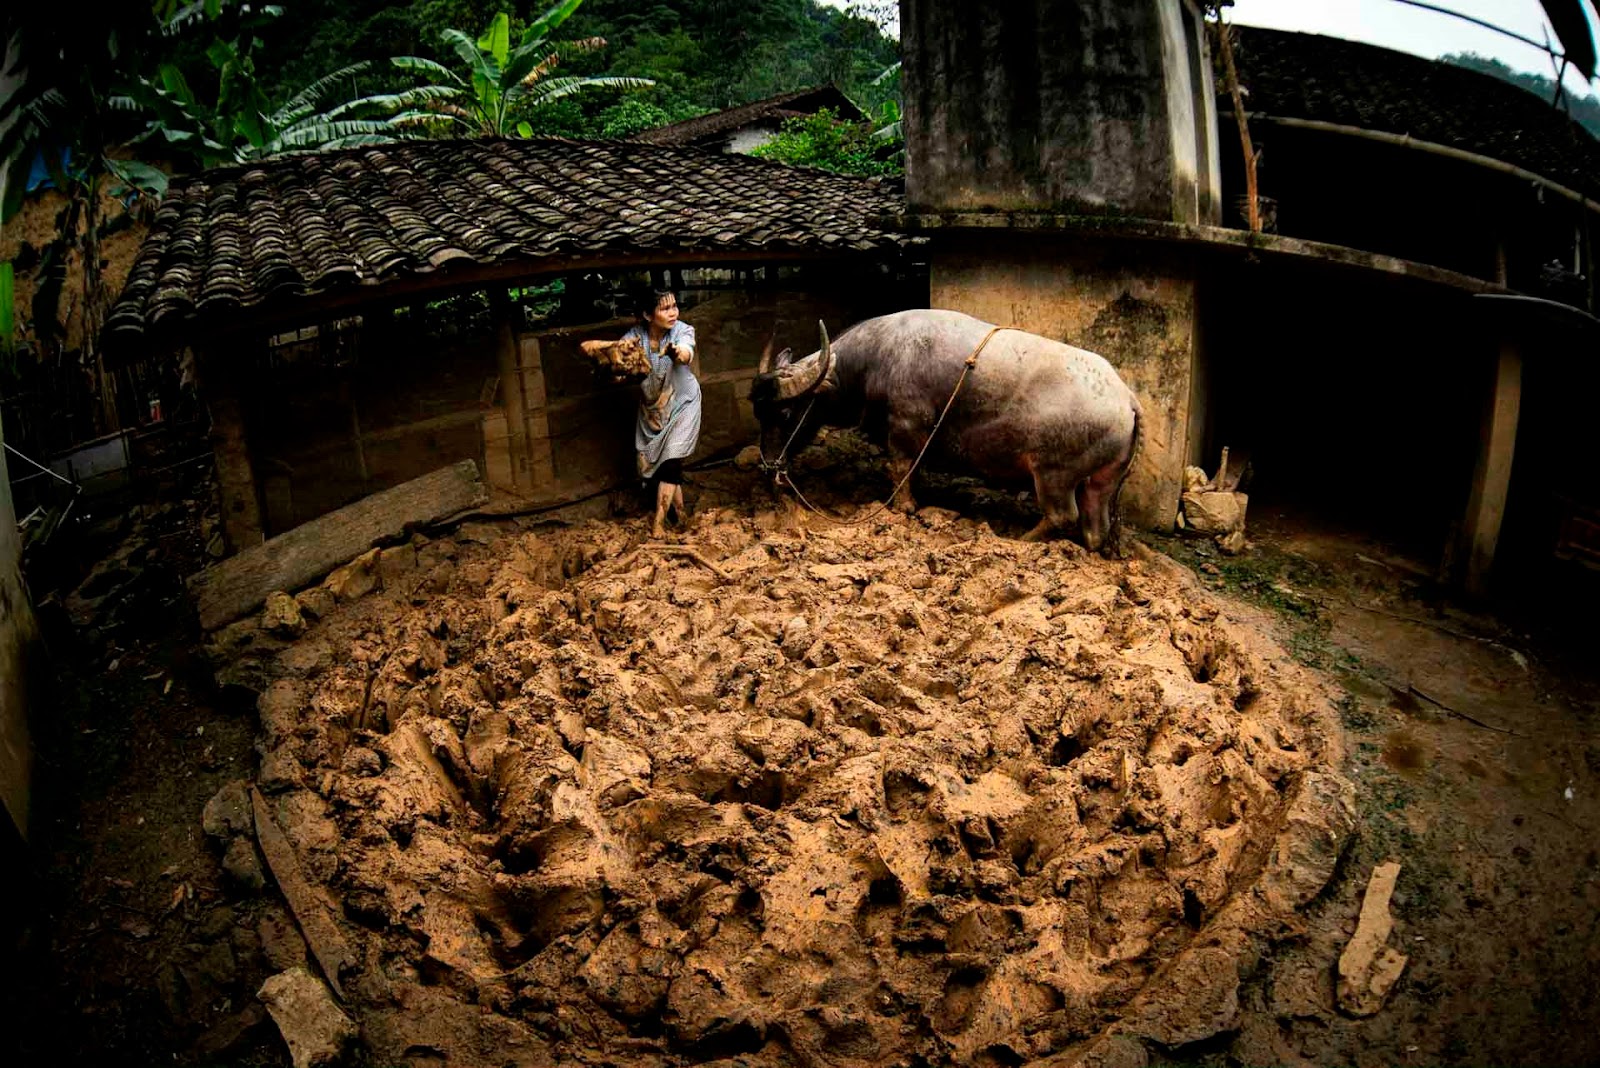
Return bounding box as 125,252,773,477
666,343,694,366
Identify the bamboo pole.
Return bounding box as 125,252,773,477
1212,13,1261,233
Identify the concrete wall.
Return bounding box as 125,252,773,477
902,0,1218,224
0,409,40,840
930,235,1202,529
725,125,780,155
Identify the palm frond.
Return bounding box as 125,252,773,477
477,12,511,68
385,55,464,85
262,118,404,154
316,85,461,124
269,60,377,125
502,43,554,90
523,0,585,46
557,36,607,54
441,29,499,87
516,75,654,109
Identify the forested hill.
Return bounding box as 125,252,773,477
256,0,899,136
1441,52,1600,140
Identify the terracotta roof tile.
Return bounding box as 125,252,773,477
106,138,912,347
1234,27,1600,199
630,86,864,147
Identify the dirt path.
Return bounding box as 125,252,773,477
1167,511,1600,1068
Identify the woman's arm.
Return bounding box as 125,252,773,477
666,322,696,365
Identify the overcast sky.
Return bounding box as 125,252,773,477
1230,0,1596,96
828,1,1598,97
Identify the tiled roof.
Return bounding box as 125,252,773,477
1233,26,1600,200
104,137,911,347
630,85,864,147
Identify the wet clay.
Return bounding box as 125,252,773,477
243,507,1352,1067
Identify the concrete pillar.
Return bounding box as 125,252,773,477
931,235,1199,529
1460,340,1523,595
199,352,265,553
900,0,1223,530
902,0,1219,225
0,407,40,840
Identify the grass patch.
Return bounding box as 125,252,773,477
1152,533,1345,669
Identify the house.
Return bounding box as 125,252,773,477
629,85,866,154
102,138,921,552
893,0,1600,596
103,3,1600,599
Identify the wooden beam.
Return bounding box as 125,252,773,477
251,787,354,999
519,336,557,492
187,460,487,630
489,289,534,496
1459,340,1523,595
120,249,878,356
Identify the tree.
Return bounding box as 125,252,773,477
748,107,899,176
123,2,448,167
1,5,167,393
396,2,654,138
1442,51,1600,139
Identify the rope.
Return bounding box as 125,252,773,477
773,326,1006,526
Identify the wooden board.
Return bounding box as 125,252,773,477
189,460,486,630
251,786,353,1000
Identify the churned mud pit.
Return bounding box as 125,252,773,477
235,504,1356,1068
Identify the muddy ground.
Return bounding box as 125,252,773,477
3,439,1599,1067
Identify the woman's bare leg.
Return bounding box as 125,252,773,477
653,480,674,537
672,484,686,524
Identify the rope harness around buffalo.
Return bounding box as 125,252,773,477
761,325,1006,526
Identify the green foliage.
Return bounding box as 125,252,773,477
393,4,655,138
597,98,673,138
0,6,168,225
0,260,14,358
1442,51,1600,139
121,3,442,166
247,0,898,143
749,107,899,176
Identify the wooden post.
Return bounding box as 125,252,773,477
197,349,265,553
519,335,557,494
1459,339,1523,596
489,289,535,496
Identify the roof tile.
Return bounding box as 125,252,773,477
107,138,911,347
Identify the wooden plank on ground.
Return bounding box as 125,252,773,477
251,786,353,1000
189,460,486,630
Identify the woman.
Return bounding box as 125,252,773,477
623,288,700,537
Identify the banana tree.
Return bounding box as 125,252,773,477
121,2,449,166
399,2,654,138
125,54,453,166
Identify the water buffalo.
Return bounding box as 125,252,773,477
748,309,1141,551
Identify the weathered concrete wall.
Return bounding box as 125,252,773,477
930,236,1201,529
902,0,1218,224
0,409,40,840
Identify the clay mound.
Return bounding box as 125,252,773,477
580,336,651,377
248,509,1351,1068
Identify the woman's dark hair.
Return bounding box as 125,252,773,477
633,287,676,321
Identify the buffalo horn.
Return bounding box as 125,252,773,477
776,321,834,400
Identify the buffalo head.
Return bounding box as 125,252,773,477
748,320,836,467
